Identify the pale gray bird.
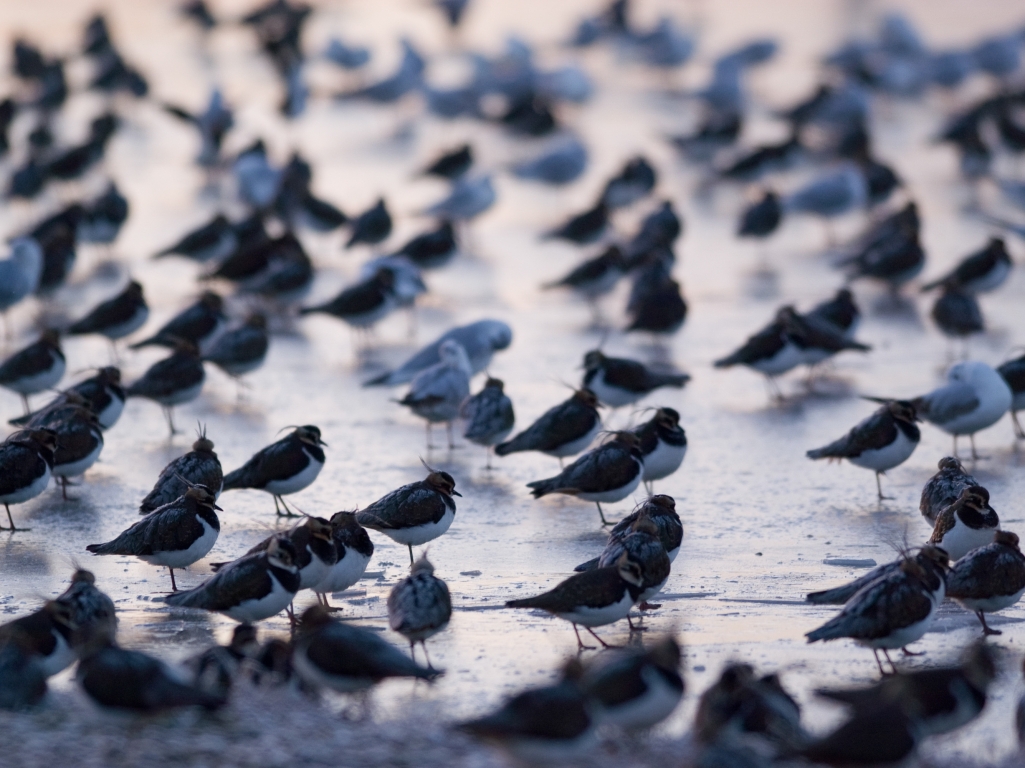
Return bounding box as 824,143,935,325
397,340,472,449
387,555,451,669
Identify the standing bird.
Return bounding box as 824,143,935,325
155,214,237,263
202,313,269,393
0,238,44,334
527,431,645,525
0,601,78,678
737,190,782,241
506,552,644,648
38,405,104,499
805,546,949,675
632,407,686,493
626,275,687,337
125,341,205,436
495,388,602,464
314,511,375,608
67,280,149,354
86,483,221,591
166,536,300,622
805,288,860,338
140,427,222,513
910,361,1013,459
543,202,609,245
602,156,657,209
921,237,1013,294
784,166,868,242
397,339,471,449
807,400,920,500
587,515,672,613
54,568,117,650
391,222,458,271
345,198,392,250
387,555,451,668
424,174,496,222
462,377,515,468
930,286,984,344
0,428,56,530
997,352,1025,439
0,329,65,414
129,291,225,353
14,366,126,432
947,530,1025,635
356,468,460,564
420,144,472,180
576,494,683,573
221,425,326,517
543,246,626,323
920,456,977,526
300,269,397,343
582,350,689,407
927,486,999,562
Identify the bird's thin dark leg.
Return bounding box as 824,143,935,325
1012,411,1025,440
276,495,299,517
163,406,179,436
408,545,414,565
558,457,565,469
408,640,416,664
952,435,959,458
60,477,68,501
970,434,980,461
883,649,898,674
572,624,594,651
169,568,178,591
872,649,886,676
627,614,636,631
2,504,15,531
425,422,434,450
597,502,610,526
585,627,612,648
639,600,661,610
20,394,29,416
485,447,493,470
421,641,434,670
446,421,454,450
875,472,893,501
978,611,1002,636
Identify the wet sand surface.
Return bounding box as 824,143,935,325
1,0,1025,764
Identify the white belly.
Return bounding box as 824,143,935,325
589,373,643,407
223,572,295,622
639,576,670,603
555,590,635,628
955,586,1025,614
4,355,65,394
139,516,219,568
642,440,686,482
104,306,150,340
750,341,804,376
941,523,997,562
594,666,682,731
935,382,1012,436
96,396,125,429
263,453,323,495
316,551,372,594
53,440,103,478
400,619,450,643
379,507,454,546
577,464,642,503
857,586,943,650
543,421,601,458
293,647,375,693
298,554,332,590
39,632,76,678
0,464,50,504
848,428,917,472
967,260,1011,293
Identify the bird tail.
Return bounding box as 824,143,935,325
362,370,396,387
164,587,209,609
526,478,558,498
805,618,846,643
506,596,545,609
220,469,245,490
573,557,601,573
128,336,160,350
805,585,861,605
713,354,741,369
494,432,532,456
806,445,838,460
919,277,945,292
85,541,120,556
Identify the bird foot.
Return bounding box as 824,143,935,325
639,601,661,610
0,525,27,532
901,647,924,657
575,644,597,652
983,627,1003,636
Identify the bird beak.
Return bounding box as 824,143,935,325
213,503,223,511
319,440,329,447
451,490,462,497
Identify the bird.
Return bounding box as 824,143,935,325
805,288,860,338
807,400,920,500
601,156,657,209
841,226,926,290
0,601,77,678
231,140,281,209
717,136,803,183
0,428,56,530
580,635,683,731
576,495,683,578
66,280,149,347
54,568,117,650
186,624,260,700
909,361,1013,459
813,642,996,737
356,467,460,564
587,515,671,615
155,214,238,262
36,405,104,499
997,352,1025,439
626,274,687,337
165,535,300,622
129,291,225,352
387,554,451,668
345,198,392,249
461,377,515,468
921,237,1012,294
364,320,512,387
221,425,326,517
928,485,999,561
125,341,205,436
424,174,495,222
805,545,949,675
512,137,588,185
291,605,439,694
201,313,269,388
396,339,472,449
582,350,689,408
0,237,43,332
543,246,626,321
419,144,472,180
527,431,645,525
495,388,602,464
920,456,977,526
931,285,984,342
87,482,221,591
457,659,593,761
799,704,920,767
77,182,129,245
140,426,222,513
632,407,686,493
0,329,65,413
300,269,397,338
543,201,608,245
13,366,126,432
506,552,644,648
337,37,423,103
314,511,375,609
624,201,682,262
946,530,1025,635
391,221,458,270
0,635,47,711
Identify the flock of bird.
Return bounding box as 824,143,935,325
1,0,1025,766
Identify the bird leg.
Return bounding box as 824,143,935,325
408,640,417,664
558,457,565,469
969,434,983,461
275,495,299,517
977,611,1002,636
169,567,178,592
585,627,613,648
1012,411,1025,440
20,394,30,416
596,502,610,527
446,422,455,450
952,435,959,458
425,422,435,450
163,406,180,436
408,544,415,565
875,472,893,501
872,649,887,677
2,504,17,531
639,601,661,610
421,641,435,671
882,649,898,675
571,624,595,651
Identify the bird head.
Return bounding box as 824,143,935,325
96,366,121,384
886,399,919,424
425,469,461,498
297,604,334,631
916,544,950,572
230,624,260,657
295,425,326,447
329,510,360,530
961,641,998,691
994,530,1020,550
70,568,97,586
483,377,504,391
44,600,77,633
245,312,268,330
304,515,334,544
574,387,601,409
199,290,224,311
616,553,644,587
411,554,436,576
646,635,682,674
655,407,681,429
582,349,606,371
937,456,964,472
40,328,62,347
192,422,215,453
959,485,990,511
645,494,677,512
266,536,298,572
182,481,222,511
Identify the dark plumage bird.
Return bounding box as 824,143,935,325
387,555,451,668
54,568,117,650
125,342,205,435
577,495,683,574
420,144,472,180
582,350,689,407
13,366,125,431
841,226,925,290
77,183,129,245
130,291,225,352
625,275,687,336
921,237,1012,294
166,535,300,622
931,286,984,340
601,156,657,209
299,270,396,331
0,636,47,711
155,214,238,263
927,485,999,562
462,378,515,467
947,531,1025,635
38,405,104,499
87,483,221,591
0,428,57,530
202,313,269,384
632,408,686,492
495,388,602,462
457,659,591,761
181,0,217,29
737,190,782,239
0,601,77,678
67,280,148,343
391,222,458,270
506,552,644,647
669,109,742,161
921,456,977,525
527,431,644,525
543,201,609,245
140,428,222,513
624,201,682,262
799,704,918,767
292,605,439,692
997,352,1025,439
29,204,81,291
186,624,259,700
587,515,671,611
221,425,325,517
805,288,860,337
345,198,392,249
718,136,802,182
0,329,65,413
543,246,626,321
313,511,375,608
807,400,920,500
356,469,460,564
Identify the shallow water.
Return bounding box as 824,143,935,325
1,0,1025,763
